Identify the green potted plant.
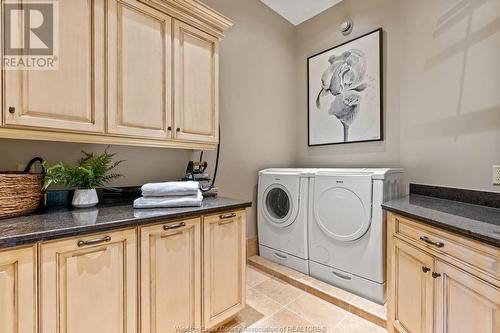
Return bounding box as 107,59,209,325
43,148,124,208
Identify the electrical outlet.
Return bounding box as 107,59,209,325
493,165,500,185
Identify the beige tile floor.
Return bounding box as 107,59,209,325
217,266,387,333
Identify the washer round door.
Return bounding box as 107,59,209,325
262,184,296,227
313,175,372,242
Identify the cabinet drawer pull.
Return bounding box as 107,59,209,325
218,219,236,226
161,231,183,238
77,236,111,247
432,272,441,279
163,222,186,230
419,236,444,248
422,266,431,273
219,213,237,220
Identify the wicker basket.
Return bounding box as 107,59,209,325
0,158,45,219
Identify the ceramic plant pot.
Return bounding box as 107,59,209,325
72,189,99,208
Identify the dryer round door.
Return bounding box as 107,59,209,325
262,184,297,228
314,186,371,241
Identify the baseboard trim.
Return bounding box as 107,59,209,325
246,236,258,258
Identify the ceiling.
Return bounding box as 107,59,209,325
260,0,343,26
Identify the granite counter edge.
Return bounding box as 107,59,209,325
0,201,252,250
382,204,500,248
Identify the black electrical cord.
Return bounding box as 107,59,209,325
200,124,220,192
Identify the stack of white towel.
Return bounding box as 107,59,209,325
133,181,203,209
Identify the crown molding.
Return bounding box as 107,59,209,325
142,0,234,38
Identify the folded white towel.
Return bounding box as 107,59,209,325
141,181,199,197
133,190,203,209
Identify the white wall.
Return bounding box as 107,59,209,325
0,139,191,186
201,0,297,237
399,0,500,192
294,0,401,169
293,0,500,193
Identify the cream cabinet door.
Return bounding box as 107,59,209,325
3,0,105,133
39,229,137,333
140,218,201,333
435,260,500,333
203,211,245,328
174,21,219,143
0,246,36,333
391,238,434,333
107,0,172,139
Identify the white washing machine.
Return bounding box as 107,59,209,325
257,169,315,274
308,168,403,304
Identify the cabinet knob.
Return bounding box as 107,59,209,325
176,128,181,132
432,272,441,279
167,126,172,131
8,106,15,114
422,266,431,273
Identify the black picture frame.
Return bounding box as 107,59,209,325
307,28,384,147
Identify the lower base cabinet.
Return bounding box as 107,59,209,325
387,213,500,333
203,211,246,328
0,210,246,333
39,229,138,333
434,260,500,333
391,238,434,333
140,218,202,333
0,246,37,333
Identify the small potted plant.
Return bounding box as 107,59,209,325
43,148,124,208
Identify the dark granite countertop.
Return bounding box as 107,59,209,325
382,194,500,247
0,197,252,249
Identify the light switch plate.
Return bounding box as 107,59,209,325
493,165,500,185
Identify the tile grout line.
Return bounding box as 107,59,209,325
248,258,387,329
246,266,387,333
328,313,353,333
284,301,340,330
245,284,307,329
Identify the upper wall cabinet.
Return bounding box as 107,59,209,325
174,21,219,143
107,0,172,139
3,0,105,133
0,0,232,149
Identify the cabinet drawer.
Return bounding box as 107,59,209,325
392,214,500,281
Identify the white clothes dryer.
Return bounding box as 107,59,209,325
308,168,403,304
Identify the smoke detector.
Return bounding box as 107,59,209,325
340,18,353,35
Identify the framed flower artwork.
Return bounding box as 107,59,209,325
308,28,383,146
